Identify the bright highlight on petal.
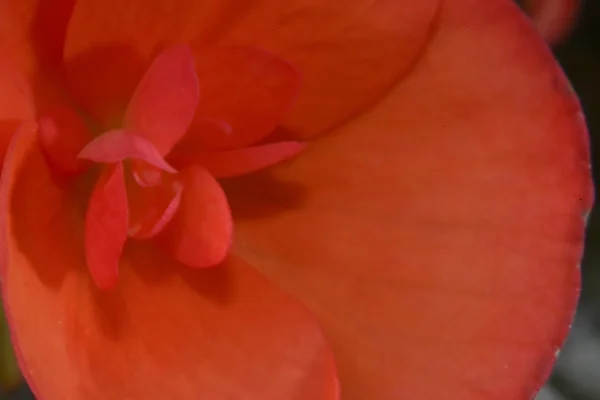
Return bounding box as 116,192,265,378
157,166,233,268
124,45,200,155
32,44,304,292
63,0,440,137
84,163,129,290
78,129,176,173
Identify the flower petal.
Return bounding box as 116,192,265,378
38,105,93,177
84,163,128,290
124,45,200,156
229,1,593,399
127,172,183,240
63,0,440,136
0,128,339,399
0,0,74,74
79,129,176,173
169,141,306,178
0,0,77,112
190,46,301,150
0,53,35,164
156,166,233,268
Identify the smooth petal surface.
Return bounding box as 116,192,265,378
0,54,34,164
0,0,77,112
85,163,129,289
79,129,176,173
190,46,300,150
229,1,593,399
124,45,200,156
0,1,37,75
64,0,439,136
157,165,233,268
169,142,307,178
84,163,128,290
0,125,339,400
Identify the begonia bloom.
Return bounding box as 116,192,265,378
0,1,593,400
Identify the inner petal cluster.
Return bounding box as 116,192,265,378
36,45,305,289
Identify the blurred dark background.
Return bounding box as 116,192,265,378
1,1,599,399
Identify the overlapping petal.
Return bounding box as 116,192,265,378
229,1,593,399
63,0,440,135
84,163,128,290
0,0,592,400
38,105,92,176
0,123,339,400
0,53,34,164
169,142,306,178
78,130,176,173
188,46,301,150
124,45,199,156
126,172,183,240
156,165,233,268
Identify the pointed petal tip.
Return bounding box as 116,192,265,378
124,44,200,155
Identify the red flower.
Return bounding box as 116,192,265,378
0,0,593,399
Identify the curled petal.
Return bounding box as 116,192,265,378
64,0,440,137
230,1,593,398
124,45,200,155
170,141,306,178
130,159,164,187
0,127,339,399
78,129,176,173
127,171,183,240
157,166,232,268
85,163,128,290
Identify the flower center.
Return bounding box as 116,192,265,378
36,45,305,290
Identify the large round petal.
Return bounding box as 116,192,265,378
63,0,439,135
229,1,593,399
0,126,339,399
